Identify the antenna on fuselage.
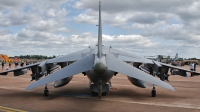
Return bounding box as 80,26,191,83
97,1,103,58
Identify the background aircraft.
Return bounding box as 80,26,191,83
0,2,199,99
145,53,178,64
141,53,199,80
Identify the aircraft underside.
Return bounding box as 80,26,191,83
86,69,114,97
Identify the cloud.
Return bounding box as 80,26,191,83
0,28,10,35
0,28,200,58
176,1,200,22
0,0,27,11
0,0,199,59
28,19,62,31
74,0,194,13
0,11,32,26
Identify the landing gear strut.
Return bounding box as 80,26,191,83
98,80,102,99
151,66,158,97
108,80,112,87
151,85,156,97
44,85,49,97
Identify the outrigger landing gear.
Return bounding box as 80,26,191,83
44,85,49,97
151,85,156,97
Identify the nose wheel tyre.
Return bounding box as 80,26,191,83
44,89,49,96
92,91,98,96
102,92,107,96
44,86,49,97
151,89,156,97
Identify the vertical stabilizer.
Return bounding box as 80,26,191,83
174,53,178,62
97,1,102,58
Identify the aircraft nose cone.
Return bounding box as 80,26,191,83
94,63,106,74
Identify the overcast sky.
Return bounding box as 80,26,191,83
0,0,199,59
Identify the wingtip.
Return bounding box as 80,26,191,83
25,84,33,91
168,84,175,91
25,86,30,91
171,86,175,91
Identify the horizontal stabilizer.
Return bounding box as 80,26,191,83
104,47,153,64
106,54,174,91
153,61,162,67
47,48,90,64
26,54,94,90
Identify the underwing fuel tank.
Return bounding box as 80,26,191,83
54,76,73,88
127,76,146,88
13,69,27,76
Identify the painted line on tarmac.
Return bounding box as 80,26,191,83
171,80,200,82
0,76,30,80
0,106,27,112
0,86,24,91
0,86,199,110
112,84,200,89
72,95,200,110
102,100,200,110
0,85,199,110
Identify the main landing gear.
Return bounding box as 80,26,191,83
90,83,109,98
44,85,49,97
92,91,107,96
151,85,156,97
98,80,102,99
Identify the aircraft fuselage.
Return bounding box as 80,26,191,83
86,55,114,85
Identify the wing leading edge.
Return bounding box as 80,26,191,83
26,54,94,90
159,61,200,74
106,54,174,91
0,62,41,75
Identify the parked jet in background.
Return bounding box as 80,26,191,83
0,2,199,99
173,53,178,62
145,53,178,64
141,53,197,80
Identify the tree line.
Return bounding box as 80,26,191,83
9,55,57,60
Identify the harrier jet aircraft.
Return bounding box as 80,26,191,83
145,53,178,64
142,53,181,80
0,2,199,99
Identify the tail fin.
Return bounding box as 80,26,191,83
97,1,103,58
174,53,178,62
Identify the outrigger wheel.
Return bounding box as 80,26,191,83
151,86,156,97
44,85,49,97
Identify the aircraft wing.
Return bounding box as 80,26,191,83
103,47,153,64
159,62,190,71
106,54,174,91
159,62,200,74
46,48,91,64
0,62,40,75
26,54,94,90
0,48,92,76
117,55,154,64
